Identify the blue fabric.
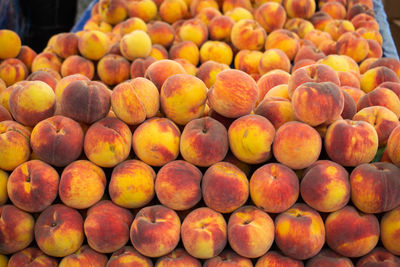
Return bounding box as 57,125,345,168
373,0,399,59
71,0,99,33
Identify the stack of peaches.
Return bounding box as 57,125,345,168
1,0,400,265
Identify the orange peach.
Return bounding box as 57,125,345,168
85,200,133,253
147,21,175,48
180,117,229,167
347,3,374,21
160,0,188,24
324,19,355,41
294,45,325,64
357,87,400,118
306,248,354,267
190,0,219,16
61,55,95,79
127,0,157,22
208,69,258,118
0,169,8,205
145,59,187,90
275,203,325,260
98,0,128,25
255,96,296,129
356,247,400,266
341,85,366,104
196,7,222,26
130,205,181,257
352,13,379,31
132,117,181,166
208,15,235,42
255,2,286,33
257,69,291,101
59,160,106,210
170,41,200,66
0,58,28,87
161,74,208,125
84,117,131,168
284,18,315,38
228,114,275,164
0,29,21,59
228,206,274,258
83,18,113,32
61,80,111,124
155,160,202,210
325,205,379,258
234,50,263,77
304,29,333,47
369,57,400,79
317,54,360,74
149,44,169,60
381,207,400,256
8,247,58,267
325,119,378,166
54,74,89,114
0,105,11,122
109,159,155,209
119,17,147,36
377,81,400,98
97,54,130,86
174,58,198,75
273,121,322,169
196,60,230,88
78,30,110,60
255,251,304,267
26,70,58,91
292,82,344,126
31,52,61,73
338,70,361,88
284,0,316,19
35,204,84,257
0,205,34,255
16,45,37,70
366,39,383,59
350,162,400,213
52,32,79,59
120,30,152,60
341,89,357,119
181,207,227,259
301,160,350,212
230,19,266,51
107,246,153,267
200,40,233,65
9,80,55,127
204,250,253,267
265,29,300,60
130,56,156,78
336,32,369,63
59,245,108,267
179,18,209,47
156,248,202,267
321,1,346,19
310,11,333,31
258,48,291,75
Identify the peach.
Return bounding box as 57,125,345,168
127,0,157,22
234,50,263,77
31,52,61,73
149,44,169,60
30,115,83,167
250,162,298,213
348,0,373,10
0,105,11,122
310,11,333,31
264,29,300,60
341,86,366,104
111,79,159,125
98,0,128,24
159,0,188,24
156,248,202,267
61,79,111,124
54,74,89,114
0,120,31,171
347,3,374,21
325,205,379,258
200,41,233,65
284,18,315,39
179,18,209,47
58,160,106,209
130,57,156,78
341,89,357,119
85,200,133,253
228,206,274,258
353,106,399,146
366,39,382,59
381,207,400,256
222,0,252,13
208,15,235,42
109,159,155,209
273,121,322,169
325,119,378,166
294,45,325,64
27,70,58,91
7,160,59,213
119,17,147,36
225,7,254,22
9,80,55,127
8,247,58,267
275,203,325,260
120,30,152,61
317,54,359,74
257,69,291,101
369,57,400,79
61,55,95,80
304,29,333,48
338,71,361,88
174,58,198,75
357,88,400,118
59,245,108,267
301,160,350,212
52,32,79,59
181,207,227,259
35,204,84,257
78,30,110,60
204,250,253,266
255,96,296,129
83,18,113,32
228,114,275,164
377,81,400,98
130,205,181,257
0,169,8,205
0,58,28,87
352,14,379,31
155,160,202,210
145,59,187,90
132,117,180,166
196,60,230,88
0,205,34,255
107,246,153,267
386,125,400,167
336,32,369,63
97,54,130,86
350,162,400,213
255,251,304,267
324,19,355,41
180,116,229,167
258,48,291,75
147,22,174,49
321,1,346,19
208,69,258,118
307,248,354,267
0,29,21,59
196,7,222,26
230,19,266,51
356,247,400,266
84,117,131,168
170,41,200,66
292,82,344,126
255,2,286,33
190,0,219,16
161,74,207,125
284,0,316,19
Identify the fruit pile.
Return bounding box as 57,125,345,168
1,0,400,265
